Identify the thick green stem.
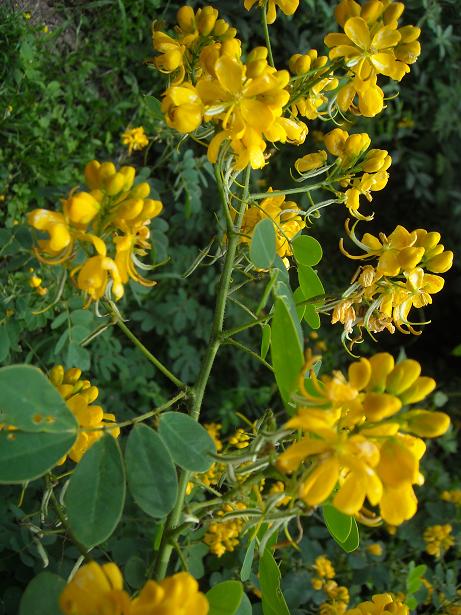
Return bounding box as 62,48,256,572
115,318,186,390
153,166,251,580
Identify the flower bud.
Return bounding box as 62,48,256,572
84,160,101,189
426,251,453,273
363,393,402,421
399,377,436,404
386,359,421,395
176,6,195,32
65,192,100,226
105,172,126,196
404,410,450,438
197,7,218,36
295,150,327,173
49,365,64,386
64,368,82,385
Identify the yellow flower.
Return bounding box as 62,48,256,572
161,83,204,133
72,255,124,303
313,555,336,580
60,562,130,615
244,0,299,24
423,524,455,558
130,572,209,615
27,209,73,261
204,502,247,557
366,543,383,556
345,593,409,614
121,127,149,155
49,365,120,464
229,427,250,449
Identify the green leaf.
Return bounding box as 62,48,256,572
125,424,178,518
145,95,163,121
271,298,304,407
260,324,271,361
65,435,126,548
240,537,256,582
298,265,325,302
259,548,290,615
19,572,66,615
158,412,216,472
333,517,360,553
0,365,77,483
323,504,352,543
274,281,303,345
207,580,244,615
293,286,306,321
235,594,252,615
292,235,323,266
303,304,321,330
0,325,10,362
250,218,276,269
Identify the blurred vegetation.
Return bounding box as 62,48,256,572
0,0,460,613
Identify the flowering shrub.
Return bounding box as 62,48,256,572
0,1,458,614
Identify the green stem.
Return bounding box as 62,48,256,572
261,4,275,67
115,318,186,390
153,166,251,580
50,490,91,561
225,337,273,372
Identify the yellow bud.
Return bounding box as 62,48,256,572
105,172,126,196
399,377,436,404
197,7,218,36
98,162,116,180
64,368,82,385
363,393,402,421
29,275,42,288
176,6,195,32
399,25,421,43
383,2,405,25
49,365,64,386
361,0,384,23
404,410,450,438
386,359,421,395
295,150,327,173
344,133,371,158
324,128,349,156
213,19,229,37
119,166,136,192
358,86,384,117
84,160,101,190
130,182,151,199
426,251,453,273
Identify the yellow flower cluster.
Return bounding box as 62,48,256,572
152,5,238,85
49,365,119,463
345,593,408,614
334,223,453,338
423,524,455,558
277,351,450,525
121,126,149,155
295,127,391,219
241,190,305,262
311,556,350,614
442,489,461,505
229,427,251,449
244,0,299,24
28,160,163,304
325,0,421,116
204,502,247,557
59,562,209,615
28,268,48,297
269,480,292,506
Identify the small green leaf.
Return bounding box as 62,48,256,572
271,297,304,407
293,286,306,321
333,517,360,553
259,548,290,615
125,424,178,518
292,235,323,266
298,264,325,303
250,219,276,269
304,304,321,329
158,412,216,472
323,504,352,543
207,580,244,615
0,365,77,483
65,435,126,548
19,572,66,615
260,324,271,361
145,95,163,121
240,537,256,582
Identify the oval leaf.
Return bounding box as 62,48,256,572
259,548,290,615
65,434,126,548
298,264,325,302
333,516,360,553
293,235,323,266
158,412,216,472
0,365,77,483
207,580,244,615
19,572,66,615
125,424,178,518
250,218,276,269
323,504,352,543
271,297,304,407
235,594,252,615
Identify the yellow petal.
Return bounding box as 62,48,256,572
386,359,421,395
348,358,371,390
368,353,394,391
299,457,340,505
344,17,371,49
215,56,244,95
